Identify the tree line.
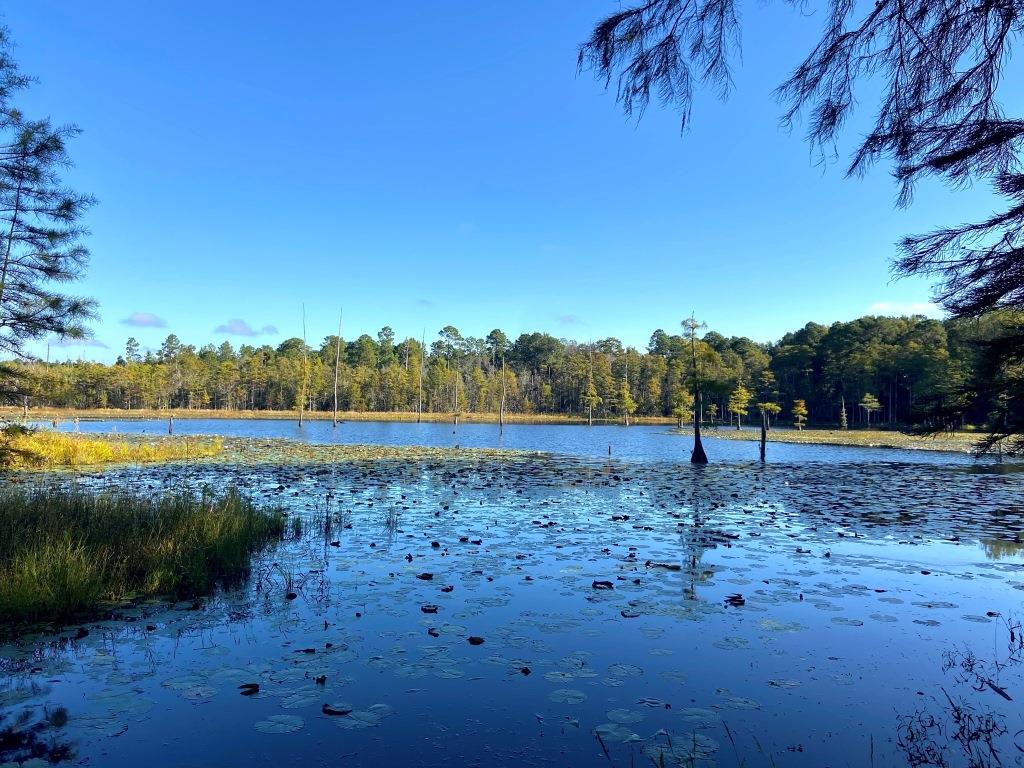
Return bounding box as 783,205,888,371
16,312,1018,430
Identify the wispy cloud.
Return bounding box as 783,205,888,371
556,314,583,326
49,336,109,349
214,319,278,337
868,301,942,318
120,311,167,328
415,298,433,308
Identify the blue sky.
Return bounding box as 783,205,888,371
4,1,1006,361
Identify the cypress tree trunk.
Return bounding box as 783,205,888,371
499,358,506,435
333,310,342,428
759,410,767,462
692,399,708,463
689,321,708,464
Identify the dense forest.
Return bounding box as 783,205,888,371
16,313,1017,428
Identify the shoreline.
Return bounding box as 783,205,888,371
0,407,985,454
2,406,674,426
672,425,980,453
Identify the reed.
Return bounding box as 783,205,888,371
0,427,223,467
0,485,285,621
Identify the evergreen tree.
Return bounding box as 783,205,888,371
125,338,141,364
0,28,95,374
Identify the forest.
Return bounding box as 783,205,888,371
18,312,1016,429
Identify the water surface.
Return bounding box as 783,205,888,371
2,422,1022,767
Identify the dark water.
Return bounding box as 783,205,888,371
2,422,1023,767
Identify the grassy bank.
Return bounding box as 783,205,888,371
674,425,980,453
0,428,223,468
0,486,285,622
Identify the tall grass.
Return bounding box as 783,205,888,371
0,485,285,622
0,428,223,468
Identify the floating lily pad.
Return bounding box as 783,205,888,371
548,688,587,704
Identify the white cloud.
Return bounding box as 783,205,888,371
214,319,277,337
120,311,167,328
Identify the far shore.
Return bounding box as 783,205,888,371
2,406,674,426
0,406,988,454
674,424,981,453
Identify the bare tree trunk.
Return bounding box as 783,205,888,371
689,319,708,464
333,309,342,428
499,357,506,435
759,409,767,462
453,373,459,425
417,330,424,423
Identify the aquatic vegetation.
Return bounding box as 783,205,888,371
0,441,1022,766
0,426,223,468
0,486,285,621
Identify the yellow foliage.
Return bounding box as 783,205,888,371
0,430,223,468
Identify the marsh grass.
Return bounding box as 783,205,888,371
673,425,979,453
0,427,223,467
0,485,285,622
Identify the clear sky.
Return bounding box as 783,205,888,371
3,1,1007,361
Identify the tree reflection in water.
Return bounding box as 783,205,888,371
898,617,1024,767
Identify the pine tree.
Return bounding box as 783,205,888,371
0,29,95,374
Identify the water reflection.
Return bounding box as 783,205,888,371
1,444,1023,766
981,537,1024,561
897,616,1024,767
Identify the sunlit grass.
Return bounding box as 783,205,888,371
0,486,286,621
0,428,223,468
1,406,675,425
675,425,979,452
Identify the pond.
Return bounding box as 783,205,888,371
34,417,998,465
2,422,1023,767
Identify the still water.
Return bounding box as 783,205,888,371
2,421,1023,767
38,417,996,465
